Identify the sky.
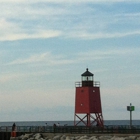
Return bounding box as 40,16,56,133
0,0,140,122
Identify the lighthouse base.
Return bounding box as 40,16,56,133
74,113,104,127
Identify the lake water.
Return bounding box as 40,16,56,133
0,120,140,127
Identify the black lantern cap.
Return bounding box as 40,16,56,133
81,68,93,76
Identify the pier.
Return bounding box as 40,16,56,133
1,125,140,140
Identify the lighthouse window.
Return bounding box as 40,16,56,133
81,90,84,92
93,90,95,92
82,76,92,81
81,104,83,106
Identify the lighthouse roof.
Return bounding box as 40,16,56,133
81,68,93,76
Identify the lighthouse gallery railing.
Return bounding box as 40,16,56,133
75,81,100,87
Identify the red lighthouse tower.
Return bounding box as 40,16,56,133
74,68,104,127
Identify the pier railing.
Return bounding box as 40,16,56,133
0,126,140,140
1,125,140,134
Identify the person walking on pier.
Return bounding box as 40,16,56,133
12,123,16,131
11,123,16,137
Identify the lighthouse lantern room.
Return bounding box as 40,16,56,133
74,68,104,127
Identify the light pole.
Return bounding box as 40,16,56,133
127,103,135,129
130,103,132,127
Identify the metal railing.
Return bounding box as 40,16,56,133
1,125,140,134
75,81,100,87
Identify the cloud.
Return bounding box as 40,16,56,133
0,0,140,3
8,48,140,66
0,19,62,41
6,50,111,66
8,52,75,66
67,30,140,40
77,48,140,61
1,17,140,41
0,71,50,83
0,30,61,41
0,1,140,41
0,74,20,83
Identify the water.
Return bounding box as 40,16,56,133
0,120,140,127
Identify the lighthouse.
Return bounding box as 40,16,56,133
74,68,104,127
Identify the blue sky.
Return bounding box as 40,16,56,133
0,0,140,122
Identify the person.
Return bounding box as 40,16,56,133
53,123,56,133
11,123,17,137
96,122,99,127
53,123,56,127
12,123,16,131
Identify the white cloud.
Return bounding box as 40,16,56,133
67,30,140,40
8,52,75,66
0,19,62,41
0,0,139,41
0,70,51,83
77,48,140,61
0,74,20,83
0,16,140,41
0,30,61,41
8,48,140,66
0,0,140,3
